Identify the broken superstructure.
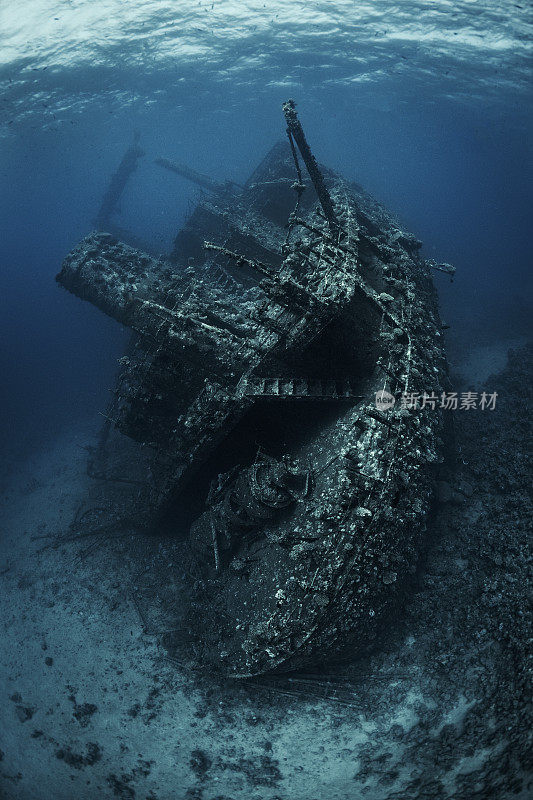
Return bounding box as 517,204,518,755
57,101,449,676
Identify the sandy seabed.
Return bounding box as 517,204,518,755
0,342,531,800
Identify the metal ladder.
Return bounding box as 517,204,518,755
236,376,361,401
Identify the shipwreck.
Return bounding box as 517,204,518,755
57,101,449,677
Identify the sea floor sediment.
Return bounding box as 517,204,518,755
0,344,530,800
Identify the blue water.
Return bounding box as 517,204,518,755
0,5,532,799
0,2,531,459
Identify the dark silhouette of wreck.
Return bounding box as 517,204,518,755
57,102,449,676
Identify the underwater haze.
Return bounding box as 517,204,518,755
1,0,531,461
0,2,532,799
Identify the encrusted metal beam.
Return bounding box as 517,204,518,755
155,157,237,194
95,131,144,230
282,100,339,233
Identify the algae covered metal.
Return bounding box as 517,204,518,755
57,102,449,676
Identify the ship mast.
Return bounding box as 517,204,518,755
282,99,340,234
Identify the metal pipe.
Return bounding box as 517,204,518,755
282,100,339,233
